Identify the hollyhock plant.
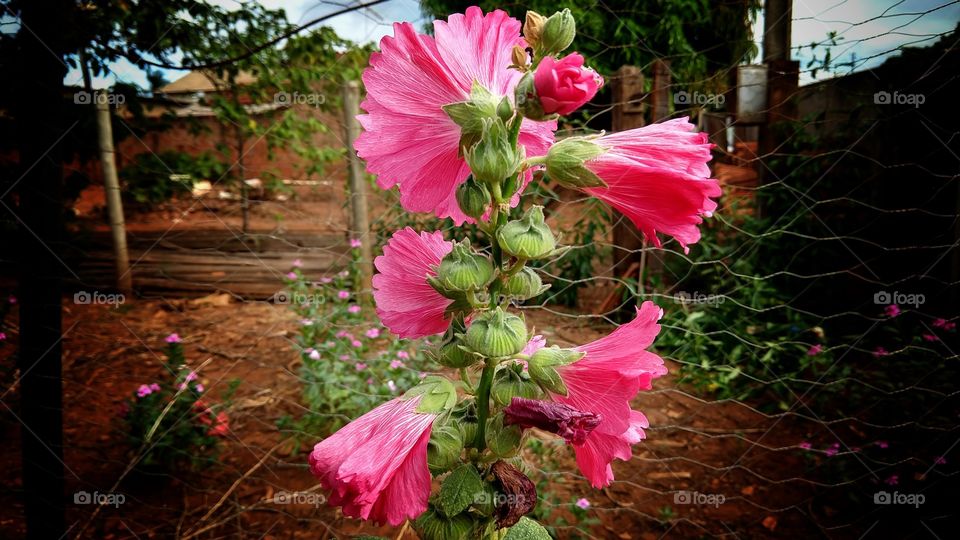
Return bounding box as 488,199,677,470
308,395,438,525
373,228,454,338
355,6,556,223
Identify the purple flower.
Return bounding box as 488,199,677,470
350,238,362,248
575,498,590,509
165,333,182,344
365,328,381,339
504,397,602,446
136,384,153,398
337,290,350,300
348,304,361,314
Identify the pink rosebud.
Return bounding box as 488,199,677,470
575,498,590,509
885,304,901,318
348,304,361,314
136,384,153,398
291,258,303,268
350,238,362,248
337,290,350,300
504,397,601,446
365,328,380,339
165,333,182,344
308,396,435,525
533,53,603,116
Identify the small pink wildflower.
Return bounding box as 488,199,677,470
292,258,303,268
872,346,889,358
149,383,160,392
321,277,333,284
387,380,397,392
350,238,362,248
195,384,204,393
885,304,901,318
0,332,6,341
390,360,405,369
922,333,938,342
355,362,367,371
136,384,153,398
397,351,409,359
351,340,363,348
365,328,381,339
885,474,899,486
286,271,297,280
799,441,812,450
807,344,823,356
575,498,591,509
185,371,197,382
876,440,889,449
348,305,361,314
337,290,350,300
165,333,182,344
934,456,947,465
339,354,351,361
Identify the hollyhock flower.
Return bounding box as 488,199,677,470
308,396,435,525
373,228,455,338
165,333,182,344
575,498,590,509
579,119,720,253
348,304,361,314
534,53,602,115
522,335,546,356
355,7,556,224
885,304,900,318
504,397,601,445
365,328,381,339
551,301,668,487
350,238,362,248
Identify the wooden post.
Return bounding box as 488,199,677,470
95,91,133,294
610,66,648,279
342,81,373,299
650,59,672,123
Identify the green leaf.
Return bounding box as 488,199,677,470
438,464,484,517
503,517,552,540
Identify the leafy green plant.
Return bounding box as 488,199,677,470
119,150,227,207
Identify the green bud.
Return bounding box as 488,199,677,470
465,118,524,184
433,340,478,369
527,346,584,396
497,206,557,260
443,82,502,156
514,72,551,122
540,9,576,56
428,425,464,474
464,307,528,358
497,95,514,124
456,176,491,220
545,137,607,189
414,506,474,540
485,413,523,458
403,376,458,413
492,364,543,407
434,240,494,292
504,267,548,300
450,399,480,448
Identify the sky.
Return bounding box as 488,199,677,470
56,0,960,90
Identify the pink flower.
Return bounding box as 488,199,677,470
807,344,823,356
373,228,455,338
522,335,546,356
798,441,812,450
575,498,590,509
355,7,556,224
583,118,720,253
195,384,204,393
0,332,6,341
339,354,351,361
165,333,182,344
387,380,397,392
308,396,435,525
305,348,321,361
876,440,889,449
337,290,350,300
350,238,362,248
149,383,160,392
504,397,601,445
885,474,899,486
872,346,889,358
348,305,361,314
292,258,303,268
553,302,668,487
885,304,900,318
922,333,939,342
321,277,333,284
397,351,410,359
932,318,947,328
534,53,602,116
825,443,840,457
365,328,381,339
351,340,363,348
355,362,367,371
390,360,405,369
336,331,354,339
136,384,153,398
935,456,947,465
8,295,15,304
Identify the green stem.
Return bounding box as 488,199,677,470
473,357,497,450
508,113,523,147
523,155,546,169
459,367,476,393
501,257,527,281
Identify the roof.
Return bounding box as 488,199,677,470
159,70,259,94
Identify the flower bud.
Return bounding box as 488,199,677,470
504,397,601,445
414,506,474,540
434,240,494,292
527,346,584,395
456,177,490,220
539,9,576,56
497,206,557,260
464,307,528,358
464,118,524,184
492,363,542,406
427,425,464,474
504,267,548,300
545,137,607,188
510,45,529,71
433,340,478,368
451,400,480,447
523,11,547,48
403,376,458,413
485,413,523,458
443,81,501,154
497,95,514,124
514,72,550,122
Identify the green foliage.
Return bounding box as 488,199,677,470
119,150,227,207
524,439,600,539
121,340,238,471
